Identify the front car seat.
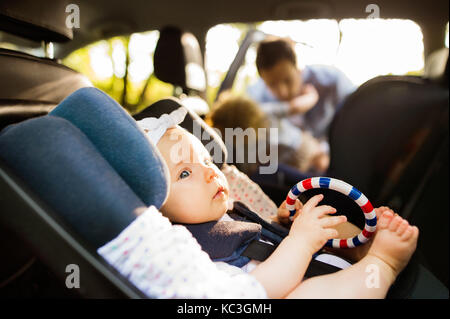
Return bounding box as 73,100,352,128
328,58,449,291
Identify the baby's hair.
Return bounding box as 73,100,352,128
256,37,297,73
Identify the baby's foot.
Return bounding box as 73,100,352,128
367,211,419,282
352,206,392,260
374,206,392,220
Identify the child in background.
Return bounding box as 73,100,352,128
138,107,419,299
207,94,329,174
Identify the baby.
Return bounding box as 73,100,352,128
139,108,418,299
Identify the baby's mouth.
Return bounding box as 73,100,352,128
213,185,227,200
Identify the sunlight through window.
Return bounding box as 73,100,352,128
89,41,113,79
128,31,159,83
336,19,424,85
205,18,425,95
205,24,242,88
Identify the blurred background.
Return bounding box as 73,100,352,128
2,18,448,114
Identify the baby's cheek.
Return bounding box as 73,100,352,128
165,190,189,215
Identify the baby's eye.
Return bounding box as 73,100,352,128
179,170,191,179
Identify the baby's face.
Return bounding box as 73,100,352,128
157,127,229,224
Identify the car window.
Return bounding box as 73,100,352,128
205,18,425,102
62,31,174,114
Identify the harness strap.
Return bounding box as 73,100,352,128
241,240,276,261
242,239,343,278
304,259,343,278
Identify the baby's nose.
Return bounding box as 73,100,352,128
204,166,217,183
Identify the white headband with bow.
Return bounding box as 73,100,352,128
137,107,188,145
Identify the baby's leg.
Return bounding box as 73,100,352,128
286,211,418,298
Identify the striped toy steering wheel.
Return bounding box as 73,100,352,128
286,177,377,248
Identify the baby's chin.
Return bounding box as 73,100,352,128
212,204,230,221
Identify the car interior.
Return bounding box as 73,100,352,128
0,0,448,298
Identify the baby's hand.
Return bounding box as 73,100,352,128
288,194,347,255
273,198,302,225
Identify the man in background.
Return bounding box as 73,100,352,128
247,37,356,143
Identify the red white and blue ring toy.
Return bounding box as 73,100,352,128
286,177,377,248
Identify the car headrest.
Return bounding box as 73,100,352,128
0,49,92,103
133,97,227,168
0,115,142,248
50,87,170,208
328,75,449,205
0,48,92,131
0,0,73,42
154,25,206,92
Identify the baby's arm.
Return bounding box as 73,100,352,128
98,206,267,298
250,195,347,298
250,232,313,298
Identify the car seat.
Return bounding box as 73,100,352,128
0,87,170,297
135,91,448,298
328,58,449,290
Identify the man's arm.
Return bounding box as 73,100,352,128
247,79,290,117
258,101,290,117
